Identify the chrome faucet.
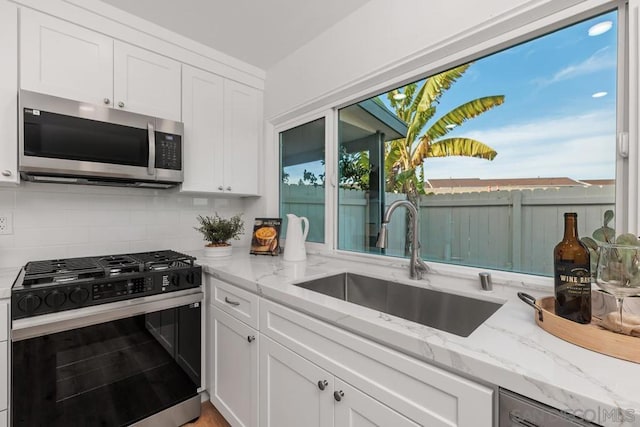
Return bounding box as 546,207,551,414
376,200,430,279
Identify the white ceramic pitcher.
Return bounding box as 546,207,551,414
283,214,309,261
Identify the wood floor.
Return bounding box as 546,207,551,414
182,401,231,427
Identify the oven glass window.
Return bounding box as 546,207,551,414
12,304,200,426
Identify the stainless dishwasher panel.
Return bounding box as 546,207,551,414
499,389,596,426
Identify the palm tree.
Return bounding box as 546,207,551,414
384,63,504,205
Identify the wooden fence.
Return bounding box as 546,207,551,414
281,184,614,276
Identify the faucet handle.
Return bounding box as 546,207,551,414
479,272,493,291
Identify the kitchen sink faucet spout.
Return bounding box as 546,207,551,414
376,200,430,279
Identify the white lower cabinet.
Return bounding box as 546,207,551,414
333,379,420,427
209,307,258,427
206,276,494,427
259,335,333,427
259,335,419,427
259,299,493,427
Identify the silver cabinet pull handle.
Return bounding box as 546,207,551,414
333,390,344,402
103,98,111,105
247,335,255,343
218,186,224,191
317,380,328,391
226,186,232,191
224,297,240,306
1,170,11,177
118,101,125,108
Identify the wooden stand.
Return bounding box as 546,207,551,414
531,296,640,364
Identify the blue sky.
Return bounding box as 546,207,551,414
284,10,618,183
404,10,618,180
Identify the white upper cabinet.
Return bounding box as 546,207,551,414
0,0,18,184
113,41,181,121
223,80,261,196
20,9,181,121
181,65,261,196
181,65,225,193
20,8,113,107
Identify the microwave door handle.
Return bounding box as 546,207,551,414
147,122,156,176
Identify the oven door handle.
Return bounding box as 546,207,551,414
11,289,202,342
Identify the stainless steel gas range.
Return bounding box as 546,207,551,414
10,250,203,427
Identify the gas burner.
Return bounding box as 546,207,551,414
132,250,196,271
97,255,142,275
22,257,103,286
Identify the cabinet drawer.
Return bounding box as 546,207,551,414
210,278,259,329
0,409,6,427
261,299,493,427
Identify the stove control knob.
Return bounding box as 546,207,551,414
45,290,66,309
69,287,89,305
18,294,41,315
186,271,196,285
170,274,180,287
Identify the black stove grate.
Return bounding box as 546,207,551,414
132,250,195,269
16,250,196,288
23,258,104,285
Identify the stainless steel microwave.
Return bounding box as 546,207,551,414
19,90,184,188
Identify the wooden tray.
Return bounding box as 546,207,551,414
518,293,640,364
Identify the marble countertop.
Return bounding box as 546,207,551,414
196,249,640,427
0,268,19,300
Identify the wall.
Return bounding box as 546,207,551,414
0,183,261,268
264,0,594,121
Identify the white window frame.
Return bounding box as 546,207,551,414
274,108,336,254
273,0,633,287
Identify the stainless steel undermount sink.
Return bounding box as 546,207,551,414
294,272,503,337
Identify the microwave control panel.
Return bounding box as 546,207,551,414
155,132,182,170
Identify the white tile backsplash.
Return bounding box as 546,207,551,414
0,182,252,268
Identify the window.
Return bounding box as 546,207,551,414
280,117,326,243
335,10,618,276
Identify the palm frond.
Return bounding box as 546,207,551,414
414,137,497,166
427,96,505,140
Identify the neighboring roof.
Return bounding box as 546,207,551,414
425,177,614,189
581,179,616,186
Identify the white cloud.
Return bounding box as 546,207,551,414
533,47,616,87
425,109,616,180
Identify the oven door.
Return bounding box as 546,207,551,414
11,289,202,427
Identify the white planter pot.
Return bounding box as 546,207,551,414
203,245,233,258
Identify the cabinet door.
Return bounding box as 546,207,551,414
181,65,225,193
333,379,419,427
259,336,333,427
113,41,181,121
223,80,261,196
0,1,18,184
20,8,113,105
210,308,258,427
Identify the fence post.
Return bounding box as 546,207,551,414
511,191,522,270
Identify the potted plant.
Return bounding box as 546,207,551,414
195,213,244,257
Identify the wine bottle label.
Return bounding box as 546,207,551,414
555,262,591,292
